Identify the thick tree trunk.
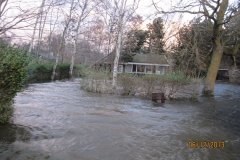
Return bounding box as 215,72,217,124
202,0,229,96
203,37,223,96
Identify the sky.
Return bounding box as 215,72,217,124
2,0,238,44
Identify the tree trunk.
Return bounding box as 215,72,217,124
28,0,46,54
69,40,77,79
112,23,123,87
52,0,75,81
202,0,229,96
51,54,59,81
203,36,223,96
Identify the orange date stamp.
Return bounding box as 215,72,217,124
188,141,225,149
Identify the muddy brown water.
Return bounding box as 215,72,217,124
0,80,240,160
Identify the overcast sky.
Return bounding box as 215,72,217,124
4,0,238,43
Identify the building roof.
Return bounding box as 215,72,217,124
93,52,169,66
132,54,169,64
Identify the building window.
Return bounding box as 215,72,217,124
132,64,136,72
153,66,156,73
118,65,123,73
158,66,165,74
137,65,145,73
146,66,152,73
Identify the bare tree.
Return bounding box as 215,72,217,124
69,0,97,78
51,0,76,81
28,0,46,54
153,0,236,96
96,0,119,55
0,0,36,36
105,0,140,87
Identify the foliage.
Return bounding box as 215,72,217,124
117,71,191,98
80,68,113,93
140,74,162,97
172,18,213,77
0,43,30,102
120,17,165,62
121,29,148,62
81,68,197,99
0,102,13,124
161,71,191,98
163,71,191,85
0,43,30,124
147,17,165,54
118,73,138,95
139,71,191,98
122,29,149,53
82,68,111,80
121,54,134,62
27,63,80,83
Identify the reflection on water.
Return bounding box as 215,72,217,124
0,80,240,160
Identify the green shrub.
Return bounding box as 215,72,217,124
0,102,13,124
27,63,80,83
0,43,30,124
56,63,71,80
27,63,53,83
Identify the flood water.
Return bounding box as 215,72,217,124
0,80,240,160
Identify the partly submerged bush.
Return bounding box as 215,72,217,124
161,71,191,98
140,74,162,97
27,63,53,83
80,68,113,93
27,63,81,83
162,71,191,85
80,68,198,99
117,71,192,98
118,73,138,95
83,68,111,80
0,43,30,124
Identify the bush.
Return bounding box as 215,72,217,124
128,71,191,98
118,73,138,95
27,63,53,83
0,102,13,124
80,68,113,93
161,71,191,98
140,74,162,97
84,68,111,80
27,63,81,83
0,43,30,124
